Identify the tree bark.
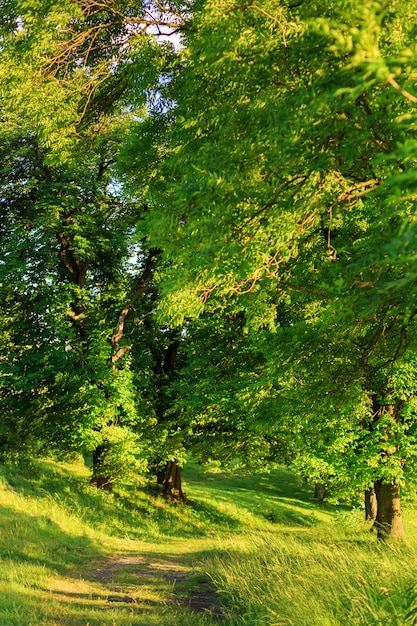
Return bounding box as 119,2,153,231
156,460,187,502
153,338,185,502
365,487,378,522
314,483,326,500
90,444,113,492
373,480,404,540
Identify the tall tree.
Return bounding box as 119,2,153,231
0,119,161,488
3,0,417,540
136,0,417,539
0,0,186,160
0,0,187,487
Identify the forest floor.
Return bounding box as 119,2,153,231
0,459,417,625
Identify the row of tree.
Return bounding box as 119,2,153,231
1,0,417,540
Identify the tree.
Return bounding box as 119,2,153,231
170,305,284,471
136,0,417,539
0,0,186,161
0,118,162,489
3,0,417,540
0,0,187,488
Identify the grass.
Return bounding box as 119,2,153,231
0,458,416,625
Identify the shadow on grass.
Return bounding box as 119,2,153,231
0,514,226,626
0,459,354,544
0,587,165,626
184,464,352,530
0,460,215,539
0,503,101,574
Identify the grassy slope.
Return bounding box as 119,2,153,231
0,459,416,625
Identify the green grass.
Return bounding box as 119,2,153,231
0,458,416,625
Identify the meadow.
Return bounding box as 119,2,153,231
0,458,417,625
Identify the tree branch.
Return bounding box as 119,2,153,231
337,179,380,203
387,76,417,104
110,248,161,363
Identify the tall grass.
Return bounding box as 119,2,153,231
0,458,223,625
207,527,417,625
0,457,416,625
185,463,417,625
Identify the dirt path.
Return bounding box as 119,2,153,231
90,554,224,618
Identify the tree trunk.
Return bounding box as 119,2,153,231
314,483,326,500
90,444,113,492
365,487,378,522
373,480,404,540
157,460,187,502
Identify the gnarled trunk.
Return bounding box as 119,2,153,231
365,487,378,522
374,480,404,540
157,460,187,502
90,444,113,492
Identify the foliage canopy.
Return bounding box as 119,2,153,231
1,0,417,536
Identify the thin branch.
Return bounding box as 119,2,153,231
337,179,380,202
122,17,186,29
387,75,417,104
239,175,310,232
248,3,285,25
65,309,85,321
235,270,263,295
247,3,289,45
